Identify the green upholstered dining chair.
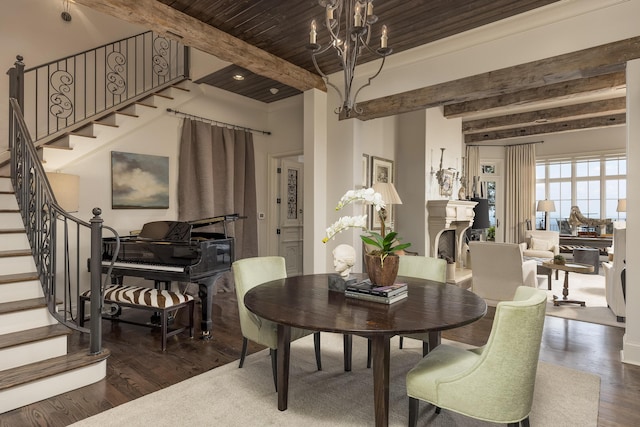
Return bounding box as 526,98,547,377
366,256,447,367
405,286,547,427
232,256,322,391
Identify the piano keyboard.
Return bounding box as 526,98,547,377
102,261,186,273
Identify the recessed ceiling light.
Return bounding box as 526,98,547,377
269,88,279,95
233,74,245,81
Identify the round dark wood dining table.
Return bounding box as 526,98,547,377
244,273,487,427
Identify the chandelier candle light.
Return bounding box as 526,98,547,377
308,0,392,118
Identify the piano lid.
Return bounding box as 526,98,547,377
137,221,192,242
188,213,244,229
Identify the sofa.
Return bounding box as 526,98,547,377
602,226,626,322
469,242,537,306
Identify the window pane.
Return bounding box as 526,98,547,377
549,163,561,179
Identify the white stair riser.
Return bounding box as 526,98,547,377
0,178,13,192
0,336,68,371
0,360,107,414
0,280,43,302
0,233,30,251
0,194,19,210
0,212,23,228
0,256,37,275
0,308,58,335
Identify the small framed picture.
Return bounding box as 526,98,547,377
370,156,394,230
371,156,393,185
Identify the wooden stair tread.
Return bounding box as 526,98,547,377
0,297,46,315
0,209,19,213
0,324,71,350
0,272,37,285
0,190,15,195
0,249,31,258
170,84,190,92
0,229,25,234
92,121,119,128
152,92,173,99
69,133,97,139
115,111,139,118
135,101,157,108
0,348,110,391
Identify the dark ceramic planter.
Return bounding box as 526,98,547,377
364,253,400,287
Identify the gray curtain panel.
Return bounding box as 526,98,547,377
178,119,259,290
505,143,536,244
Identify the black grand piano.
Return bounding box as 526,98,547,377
100,213,242,337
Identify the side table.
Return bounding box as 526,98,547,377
542,261,594,306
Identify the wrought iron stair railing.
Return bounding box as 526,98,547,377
13,30,188,146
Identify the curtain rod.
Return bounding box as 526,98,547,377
466,140,543,147
166,108,271,136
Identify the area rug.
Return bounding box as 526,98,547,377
537,270,625,328
70,333,600,427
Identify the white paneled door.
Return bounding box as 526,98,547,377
278,158,304,276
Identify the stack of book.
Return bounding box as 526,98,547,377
345,279,408,304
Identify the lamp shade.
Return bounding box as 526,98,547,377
471,197,490,229
617,199,627,212
536,199,556,213
372,182,403,205
46,172,80,212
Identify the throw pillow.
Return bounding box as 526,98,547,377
531,237,552,251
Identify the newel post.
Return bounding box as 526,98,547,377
89,207,104,355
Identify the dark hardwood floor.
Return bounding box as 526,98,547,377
1,291,638,426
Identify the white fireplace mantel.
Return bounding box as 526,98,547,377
427,200,477,268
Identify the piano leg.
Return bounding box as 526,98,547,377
198,273,222,339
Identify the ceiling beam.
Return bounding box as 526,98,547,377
445,72,626,118
464,113,626,143
74,0,326,93
353,37,640,121
463,97,627,134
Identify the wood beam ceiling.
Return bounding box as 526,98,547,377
74,0,326,93
355,36,640,121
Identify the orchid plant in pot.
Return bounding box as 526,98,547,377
323,188,411,286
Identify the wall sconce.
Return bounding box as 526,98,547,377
46,172,80,212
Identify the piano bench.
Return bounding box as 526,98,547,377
78,285,195,351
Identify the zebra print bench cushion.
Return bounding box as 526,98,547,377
82,285,193,309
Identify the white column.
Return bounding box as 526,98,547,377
303,89,328,274
622,59,640,365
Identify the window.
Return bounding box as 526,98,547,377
536,154,626,232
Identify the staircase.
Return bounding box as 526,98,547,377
41,82,197,171
0,177,109,414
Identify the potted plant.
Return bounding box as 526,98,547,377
487,226,496,241
323,188,411,286
554,254,566,265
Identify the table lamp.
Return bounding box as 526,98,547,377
536,199,556,231
372,182,402,238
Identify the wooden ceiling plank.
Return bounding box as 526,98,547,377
446,72,626,118
354,37,640,121
74,0,326,93
464,113,626,143
463,97,627,134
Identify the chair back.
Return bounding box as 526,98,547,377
398,256,446,283
469,242,537,304
439,286,547,422
232,256,286,345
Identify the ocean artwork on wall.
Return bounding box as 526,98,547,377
111,151,169,209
